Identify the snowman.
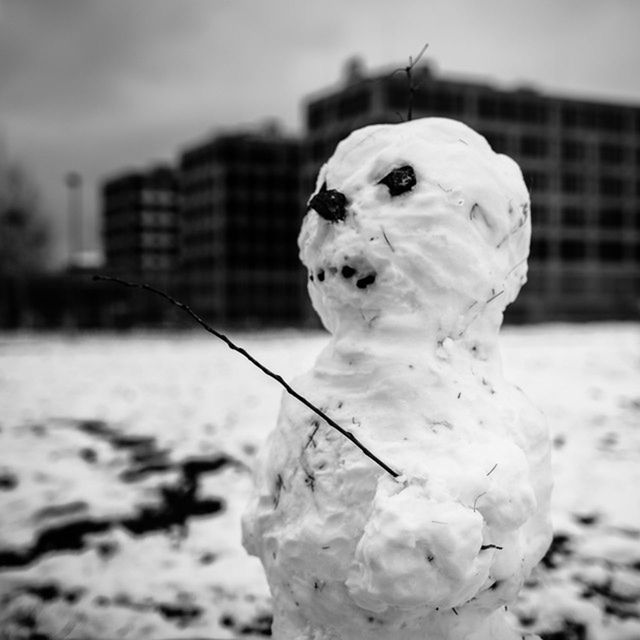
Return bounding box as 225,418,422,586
242,118,552,640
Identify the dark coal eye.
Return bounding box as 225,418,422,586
308,180,327,206
379,165,416,196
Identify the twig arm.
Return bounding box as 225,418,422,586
93,275,400,479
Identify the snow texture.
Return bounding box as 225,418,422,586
0,325,639,638
242,119,552,640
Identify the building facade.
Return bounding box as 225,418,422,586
179,128,303,325
101,164,179,323
102,164,179,278
303,60,640,321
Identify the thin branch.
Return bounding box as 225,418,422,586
473,491,487,512
404,43,429,121
56,619,77,640
486,289,504,304
410,42,430,68
304,422,320,450
381,227,395,252
486,463,498,476
390,43,430,121
93,275,399,479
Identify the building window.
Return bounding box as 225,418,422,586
433,89,464,115
478,96,498,119
600,176,624,197
531,204,549,225
599,143,625,165
599,107,625,132
561,105,625,131
561,106,578,127
560,239,586,261
520,135,548,158
562,172,584,193
598,240,624,262
598,208,624,229
498,97,518,121
561,206,585,227
521,100,548,124
530,238,549,260
561,140,585,162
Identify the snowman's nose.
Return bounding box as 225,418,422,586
309,188,347,223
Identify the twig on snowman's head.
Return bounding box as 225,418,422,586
390,43,429,121
56,618,77,640
305,421,320,450
381,227,395,252
473,491,487,512
408,42,430,70
93,275,400,479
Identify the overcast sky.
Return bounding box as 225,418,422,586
1,0,640,268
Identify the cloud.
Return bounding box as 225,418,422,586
0,1,218,120
1,0,639,266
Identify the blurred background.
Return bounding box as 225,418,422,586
1,1,639,639
1,0,639,327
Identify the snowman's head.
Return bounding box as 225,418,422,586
299,118,531,337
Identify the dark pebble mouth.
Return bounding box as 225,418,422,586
309,265,377,290
356,274,376,289
341,265,356,278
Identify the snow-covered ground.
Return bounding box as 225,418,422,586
0,324,638,639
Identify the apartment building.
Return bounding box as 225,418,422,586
179,127,303,325
303,59,640,321
101,164,179,323
102,164,179,279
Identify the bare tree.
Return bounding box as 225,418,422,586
0,159,49,276
0,151,49,326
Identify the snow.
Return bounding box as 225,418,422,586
299,118,531,339
0,324,639,638
243,118,549,639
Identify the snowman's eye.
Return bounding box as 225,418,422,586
379,165,416,196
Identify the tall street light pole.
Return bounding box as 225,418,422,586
65,171,82,267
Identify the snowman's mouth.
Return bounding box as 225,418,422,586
311,260,377,290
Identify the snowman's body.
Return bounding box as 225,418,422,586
242,118,552,640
